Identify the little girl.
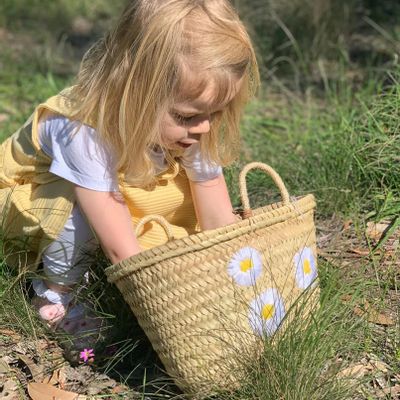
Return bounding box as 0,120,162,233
0,0,259,347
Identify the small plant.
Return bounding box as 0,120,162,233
79,348,95,363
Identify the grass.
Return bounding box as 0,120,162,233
0,2,399,399
0,46,72,141
0,0,124,36
217,265,368,400
236,0,400,85
225,73,400,220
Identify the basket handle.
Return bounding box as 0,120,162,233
239,162,290,218
135,214,175,241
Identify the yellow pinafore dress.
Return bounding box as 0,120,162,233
0,91,199,271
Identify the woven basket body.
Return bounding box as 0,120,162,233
105,163,318,394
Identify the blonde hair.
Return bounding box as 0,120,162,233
70,0,259,187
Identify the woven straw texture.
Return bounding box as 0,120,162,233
105,162,318,395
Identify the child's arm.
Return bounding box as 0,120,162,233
74,186,141,264
189,174,238,230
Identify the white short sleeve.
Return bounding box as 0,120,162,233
38,115,119,192
180,143,223,182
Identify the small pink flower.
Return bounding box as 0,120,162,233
79,348,95,363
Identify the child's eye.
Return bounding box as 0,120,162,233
172,113,195,124
171,110,222,125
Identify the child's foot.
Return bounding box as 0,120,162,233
31,279,105,350
31,296,67,325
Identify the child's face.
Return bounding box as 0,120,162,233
159,76,242,150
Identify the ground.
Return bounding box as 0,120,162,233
0,216,399,399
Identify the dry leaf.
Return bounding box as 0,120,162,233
337,363,369,379
366,221,390,241
18,355,44,382
41,368,60,385
370,359,390,374
40,375,52,385
0,358,10,373
1,378,20,400
50,369,61,385
0,328,21,341
376,385,400,398
58,366,68,389
13,343,29,355
342,219,353,230
374,375,387,390
341,294,352,302
366,304,394,326
353,301,395,326
36,339,51,352
112,385,126,394
27,382,87,400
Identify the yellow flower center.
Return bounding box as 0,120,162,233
303,259,312,275
240,258,253,272
261,304,275,320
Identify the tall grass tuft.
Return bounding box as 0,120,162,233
213,261,370,400
353,82,400,220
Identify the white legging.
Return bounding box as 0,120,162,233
41,204,98,286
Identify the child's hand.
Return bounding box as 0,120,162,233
188,174,238,230
180,143,222,182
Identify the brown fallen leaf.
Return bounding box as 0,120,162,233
27,382,87,400
337,363,369,379
353,301,395,326
36,338,52,352
18,355,44,382
369,359,390,374
341,294,352,302
0,328,22,341
375,384,400,398
1,378,21,400
41,375,52,385
41,368,60,385
112,385,127,394
58,366,68,389
0,358,11,373
374,374,387,390
366,221,390,242
342,219,353,231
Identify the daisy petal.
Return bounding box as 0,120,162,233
227,246,263,286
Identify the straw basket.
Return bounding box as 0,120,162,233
105,162,318,395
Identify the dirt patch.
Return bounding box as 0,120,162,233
317,215,400,398
0,331,140,399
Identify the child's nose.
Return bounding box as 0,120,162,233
189,118,210,135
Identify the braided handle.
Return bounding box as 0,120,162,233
239,162,290,218
135,215,175,241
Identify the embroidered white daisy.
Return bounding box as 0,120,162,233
227,246,263,286
248,288,285,337
294,247,318,289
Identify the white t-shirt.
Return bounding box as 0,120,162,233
38,114,222,191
